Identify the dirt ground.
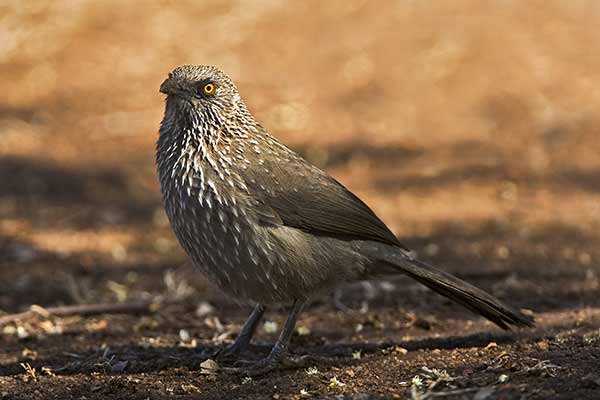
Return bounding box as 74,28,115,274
2,1,600,399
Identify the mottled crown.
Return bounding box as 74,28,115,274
160,65,254,134
167,65,236,91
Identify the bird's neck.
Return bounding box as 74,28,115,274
156,109,255,192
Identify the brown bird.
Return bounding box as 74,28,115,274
156,65,533,375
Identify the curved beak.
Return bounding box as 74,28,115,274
159,77,182,95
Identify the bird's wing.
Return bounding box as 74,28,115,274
243,141,407,249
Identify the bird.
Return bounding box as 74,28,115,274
156,64,534,375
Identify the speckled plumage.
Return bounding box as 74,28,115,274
157,65,391,305
156,65,533,372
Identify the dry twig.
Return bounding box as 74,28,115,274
0,302,156,327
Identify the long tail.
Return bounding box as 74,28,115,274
368,244,534,329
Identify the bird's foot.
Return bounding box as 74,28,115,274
222,355,280,376
222,354,333,376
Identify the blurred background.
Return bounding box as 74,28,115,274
2,0,600,311
3,0,600,308
2,1,600,397
2,0,600,310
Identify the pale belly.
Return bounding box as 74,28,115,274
164,187,323,304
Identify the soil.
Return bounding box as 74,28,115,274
2,1,600,399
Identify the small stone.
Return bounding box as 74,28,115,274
16,326,29,339
179,329,191,341
296,325,310,336
200,359,219,375
263,321,278,334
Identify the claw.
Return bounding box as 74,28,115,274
222,357,279,376
232,359,255,367
221,301,305,376
221,354,332,375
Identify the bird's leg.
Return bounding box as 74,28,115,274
215,303,266,361
225,300,305,375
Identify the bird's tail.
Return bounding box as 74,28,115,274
366,244,534,329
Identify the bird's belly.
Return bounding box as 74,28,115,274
164,189,304,304
162,178,368,304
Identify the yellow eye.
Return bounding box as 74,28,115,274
203,83,215,95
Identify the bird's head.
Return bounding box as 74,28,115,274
159,65,252,132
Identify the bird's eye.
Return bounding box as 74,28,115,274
202,83,215,95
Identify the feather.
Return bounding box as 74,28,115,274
244,136,408,250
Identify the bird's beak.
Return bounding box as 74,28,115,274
159,77,181,95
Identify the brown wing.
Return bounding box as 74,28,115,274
243,141,407,249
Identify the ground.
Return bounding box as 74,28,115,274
1,1,600,399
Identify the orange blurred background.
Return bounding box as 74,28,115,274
1,1,600,310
